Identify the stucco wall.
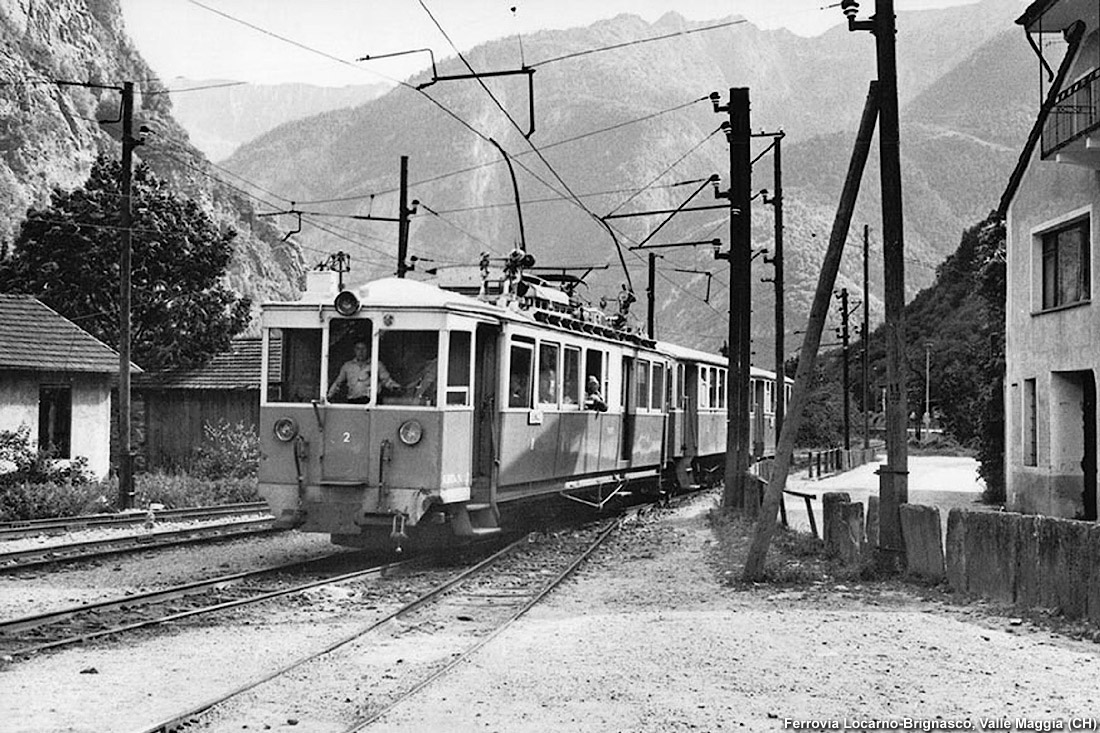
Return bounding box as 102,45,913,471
0,370,112,479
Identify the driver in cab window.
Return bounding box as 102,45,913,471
327,340,398,403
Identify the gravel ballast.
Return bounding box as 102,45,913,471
2,493,1098,732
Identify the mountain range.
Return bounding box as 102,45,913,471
167,80,389,161
217,0,1034,356
0,0,1037,360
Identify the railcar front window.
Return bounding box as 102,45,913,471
267,328,321,403
326,319,374,404
446,331,472,406
378,330,439,406
509,343,533,408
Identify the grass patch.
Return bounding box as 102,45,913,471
707,505,830,585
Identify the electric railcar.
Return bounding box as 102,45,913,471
257,265,790,549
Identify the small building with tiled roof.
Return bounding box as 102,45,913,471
0,294,141,479
135,338,262,470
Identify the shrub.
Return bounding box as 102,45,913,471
0,425,94,487
0,480,113,522
190,420,260,480
134,472,259,508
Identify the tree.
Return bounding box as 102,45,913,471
0,155,251,370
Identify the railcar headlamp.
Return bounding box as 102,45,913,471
273,417,299,442
334,290,360,316
398,419,423,446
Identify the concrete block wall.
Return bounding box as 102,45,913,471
946,508,1100,623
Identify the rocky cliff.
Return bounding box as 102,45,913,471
0,0,303,310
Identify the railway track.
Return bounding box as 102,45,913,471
0,502,270,541
0,551,407,660
0,517,279,572
132,515,625,733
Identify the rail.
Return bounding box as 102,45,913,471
132,517,622,733
0,502,270,541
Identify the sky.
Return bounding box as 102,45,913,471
120,0,981,88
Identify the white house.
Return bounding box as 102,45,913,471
1001,0,1100,518
0,294,140,479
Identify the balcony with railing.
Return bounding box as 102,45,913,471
1043,67,1100,164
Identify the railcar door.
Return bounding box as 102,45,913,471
471,323,499,502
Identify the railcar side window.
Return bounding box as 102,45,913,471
651,363,665,412
447,331,472,406
378,330,439,406
509,342,533,408
538,342,560,405
709,368,718,410
563,347,581,406
267,328,321,403
636,359,650,410
584,349,605,397
675,364,685,409
699,367,710,409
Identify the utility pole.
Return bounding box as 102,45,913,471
863,224,871,451
712,88,752,512
397,155,411,278
844,0,907,566
743,82,880,580
118,81,141,511
923,341,932,439
762,133,786,440
837,287,852,452
647,252,657,339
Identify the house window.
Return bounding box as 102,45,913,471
39,386,72,457
1024,378,1038,467
1041,218,1090,309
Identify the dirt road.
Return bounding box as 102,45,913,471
782,455,988,538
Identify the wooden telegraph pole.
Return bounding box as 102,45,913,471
397,155,411,278
118,81,141,510
843,0,908,567
712,88,752,512
763,133,786,440
743,82,880,580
